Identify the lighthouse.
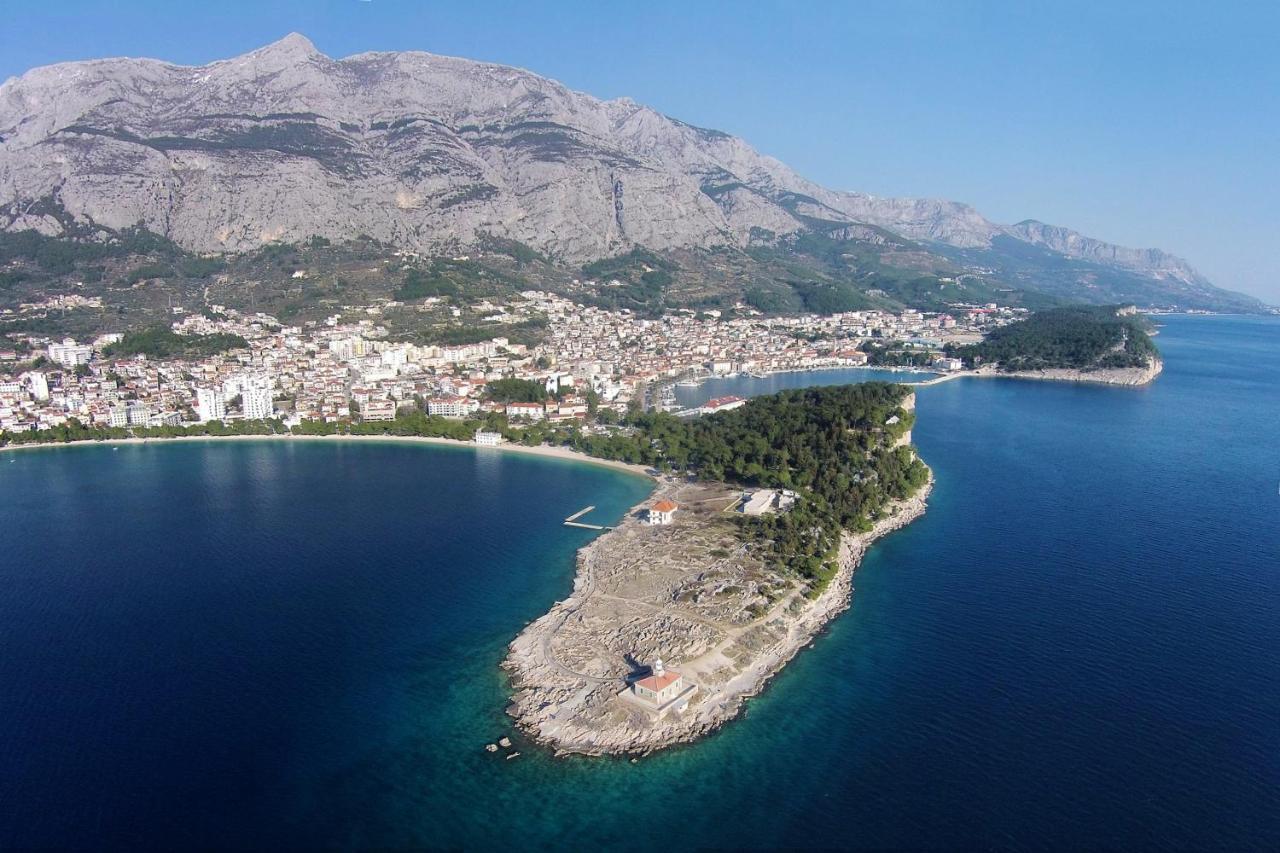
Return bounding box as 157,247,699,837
632,656,684,706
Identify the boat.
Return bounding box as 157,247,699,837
675,378,704,388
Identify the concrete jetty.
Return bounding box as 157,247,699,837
563,505,614,531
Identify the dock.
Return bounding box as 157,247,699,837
563,505,614,531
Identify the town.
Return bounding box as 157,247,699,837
0,290,1022,437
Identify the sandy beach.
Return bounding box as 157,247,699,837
0,432,658,480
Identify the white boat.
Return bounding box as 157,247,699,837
675,378,704,388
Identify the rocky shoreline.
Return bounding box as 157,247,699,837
998,357,1164,387
914,358,1164,389
502,475,933,757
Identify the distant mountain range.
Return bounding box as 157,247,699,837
0,34,1265,312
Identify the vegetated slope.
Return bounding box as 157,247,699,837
950,305,1160,371
573,383,928,588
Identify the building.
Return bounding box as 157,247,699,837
741,490,778,516
196,387,226,423
632,659,685,706
646,499,678,525
361,399,397,422
505,401,545,421
934,356,964,372
699,395,747,415
25,372,49,401
427,396,478,418
242,387,274,421
544,372,575,394
48,339,93,368
474,429,504,446
380,346,409,369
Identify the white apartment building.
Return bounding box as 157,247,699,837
48,339,93,368
25,372,49,401
242,386,274,421
196,387,226,422
427,396,478,418
222,375,246,400
380,346,409,369
505,402,545,421
474,429,504,446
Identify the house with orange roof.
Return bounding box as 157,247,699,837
646,499,678,526
632,659,686,706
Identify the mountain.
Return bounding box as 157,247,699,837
0,34,1265,312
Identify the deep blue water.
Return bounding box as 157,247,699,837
1,315,1278,850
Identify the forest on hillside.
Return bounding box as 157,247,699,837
949,305,1158,371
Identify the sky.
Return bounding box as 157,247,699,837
1,0,1277,302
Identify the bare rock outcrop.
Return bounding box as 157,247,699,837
503,476,933,756
0,32,1221,300
1001,357,1164,387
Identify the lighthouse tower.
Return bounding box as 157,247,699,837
653,658,665,677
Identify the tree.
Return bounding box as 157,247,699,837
487,377,548,403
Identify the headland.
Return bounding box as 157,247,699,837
502,383,931,755
503,476,931,755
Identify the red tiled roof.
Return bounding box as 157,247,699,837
651,500,678,512
636,670,682,692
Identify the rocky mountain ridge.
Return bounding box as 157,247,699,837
0,34,1259,310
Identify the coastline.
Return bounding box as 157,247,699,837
670,364,939,389
0,432,657,480
668,358,1162,395
503,473,933,756
909,358,1163,388
996,357,1164,387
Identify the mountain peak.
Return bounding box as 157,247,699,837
0,35,1256,310
247,33,324,62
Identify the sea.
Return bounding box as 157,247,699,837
1,314,1277,850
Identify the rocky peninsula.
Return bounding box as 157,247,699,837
947,305,1164,387
503,384,931,756
998,357,1163,387
503,478,931,756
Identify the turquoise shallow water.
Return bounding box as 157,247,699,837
1,315,1278,849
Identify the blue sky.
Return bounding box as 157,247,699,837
2,0,1277,302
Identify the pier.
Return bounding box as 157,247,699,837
563,505,614,531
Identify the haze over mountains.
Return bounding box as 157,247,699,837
0,34,1264,311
